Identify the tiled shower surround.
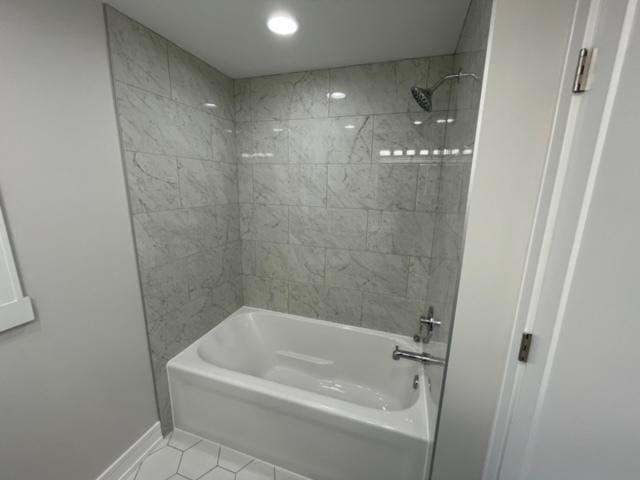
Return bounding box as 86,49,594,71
236,60,471,342
105,7,242,430
105,6,482,430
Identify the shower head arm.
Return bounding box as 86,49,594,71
428,71,479,94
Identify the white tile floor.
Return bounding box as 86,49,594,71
124,429,312,480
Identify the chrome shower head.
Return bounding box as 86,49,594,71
410,86,433,112
411,70,479,112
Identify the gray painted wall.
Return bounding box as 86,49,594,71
105,6,243,431
0,1,158,479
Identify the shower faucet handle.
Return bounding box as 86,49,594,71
413,306,441,343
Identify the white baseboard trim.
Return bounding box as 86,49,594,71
96,421,163,480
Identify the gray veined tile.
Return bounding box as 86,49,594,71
444,109,478,154
327,164,418,211
325,249,409,296
255,242,289,280
211,116,236,162
140,257,190,323
115,82,212,159
169,429,201,451
124,152,179,214
366,211,436,257
234,78,253,122
240,204,289,243
426,257,461,342
218,447,254,472
372,113,446,163
241,240,257,275
238,164,254,203
243,275,288,311
408,256,431,299
135,446,181,480
289,206,367,250
288,116,373,164
237,460,275,480
329,62,398,116
105,7,170,97
416,164,442,212
361,293,426,337
251,70,329,120
236,121,288,164
394,57,431,113
432,213,466,260
253,164,326,206
450,52,485,111
168,44,234,119
178,158,238,207
178,440,220,479
288,283,363,326
437,163,471,213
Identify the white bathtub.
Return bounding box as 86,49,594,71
168,307,435,480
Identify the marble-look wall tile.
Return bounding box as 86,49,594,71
237,165,253,203
240,204,289,243
408,256,431,299
327,164,418,211
124,151,179,214
366,211,436,257
444,109,478,153
140,257,190,323
168,44,234,119
289,207,367,249
288,283,363,326
329,60,432,116
241,240,256,275
438,164,471,213
416,163,442,212
361,293,426,337
325,249,409,296
243,275,288,311
250,70,329,121
253,165,326,206
236,121,288,164
234,78,252,122
254,243,325,286
115,82,212,159
211,116,236,162
289,116,373,164
178,158,238,207
432,213,466,260
105,7,170,97
372,113,446,163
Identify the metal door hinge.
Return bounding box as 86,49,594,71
518,333,533,362
572,48,591,93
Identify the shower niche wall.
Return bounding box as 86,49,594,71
104,0,490,434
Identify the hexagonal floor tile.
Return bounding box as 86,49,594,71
177,440,220,479
136,446,181,480
201,466,236,480
218,447,252,472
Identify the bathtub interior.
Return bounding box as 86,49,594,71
196,309,424,412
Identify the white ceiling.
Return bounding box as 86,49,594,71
105,0,471,79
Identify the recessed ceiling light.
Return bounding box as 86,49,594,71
327,91,346,100
344,124,355,129
203,102,217,108
413,120,423,125
267,14,298,35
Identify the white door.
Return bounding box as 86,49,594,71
486,0,640,478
